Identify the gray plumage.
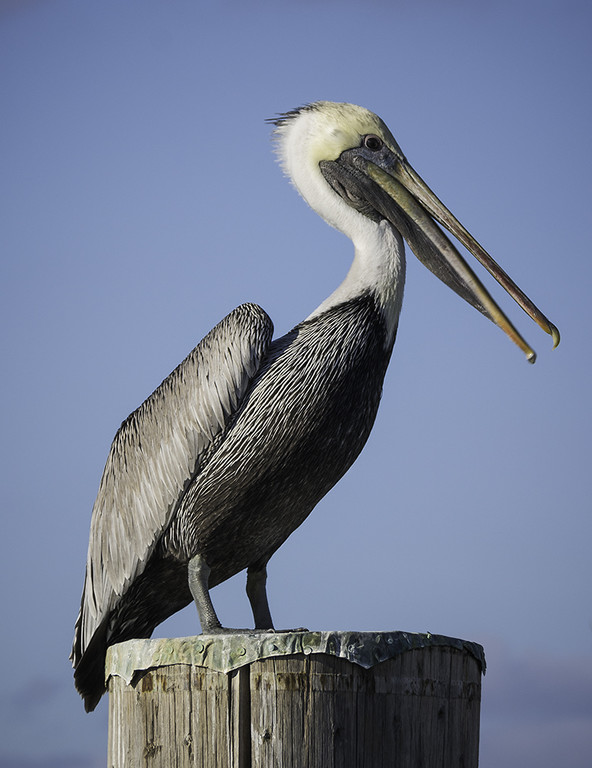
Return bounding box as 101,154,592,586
72,295,393,711
71,101,558,712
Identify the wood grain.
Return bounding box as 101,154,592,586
107,638,482,767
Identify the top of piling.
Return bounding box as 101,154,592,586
105,630,486,685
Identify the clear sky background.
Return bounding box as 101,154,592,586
1,1,590,766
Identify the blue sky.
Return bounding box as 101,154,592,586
1,1,591,765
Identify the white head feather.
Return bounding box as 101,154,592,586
272,102,406,342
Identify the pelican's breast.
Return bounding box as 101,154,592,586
166,292,395,579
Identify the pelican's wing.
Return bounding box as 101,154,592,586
72,303,273,664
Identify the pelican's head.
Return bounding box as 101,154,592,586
273,101,402,173
270,101,559,362
271,102,406,241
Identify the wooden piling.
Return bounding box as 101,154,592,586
106,630,484,767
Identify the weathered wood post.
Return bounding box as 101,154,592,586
106,631,485,767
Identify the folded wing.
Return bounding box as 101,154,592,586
71,303,273,667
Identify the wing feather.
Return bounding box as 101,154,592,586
72,303,273,664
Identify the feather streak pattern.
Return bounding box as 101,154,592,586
71,303,273,666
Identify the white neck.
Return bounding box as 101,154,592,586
276,109,406,347
307,221,406,347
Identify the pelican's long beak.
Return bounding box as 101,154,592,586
342,152,560,363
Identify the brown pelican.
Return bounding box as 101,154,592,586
71,102,559,711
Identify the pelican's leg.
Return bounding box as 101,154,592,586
188,553,222,633
246,564,274,630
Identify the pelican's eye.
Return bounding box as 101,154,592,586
363,134,383,151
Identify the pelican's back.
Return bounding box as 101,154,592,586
71,303,273,710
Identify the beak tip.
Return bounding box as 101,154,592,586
550,324,561,349
527,350,537,365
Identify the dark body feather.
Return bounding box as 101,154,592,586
165,291,394,576
74,292,395,709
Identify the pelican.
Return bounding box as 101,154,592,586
71,102,559,711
